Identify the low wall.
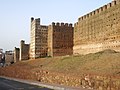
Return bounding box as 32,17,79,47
0,67,119,90
35,71,120,90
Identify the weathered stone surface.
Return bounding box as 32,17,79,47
74,0,120,55
5,51,14,64
14,47,20,62
48,23,73,57
30,17,48,59
0,66,120,90
20,40,29,60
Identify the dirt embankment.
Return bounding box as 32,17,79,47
0,49,120,90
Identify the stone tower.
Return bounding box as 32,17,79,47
20,40,29,60
20,40,25,60
30,17,48,59
14,47,20,62
48,22,73,57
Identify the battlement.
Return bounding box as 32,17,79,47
51,22,73,27
31,17,34,22
78,0,119,21
31,17,40,25
114,0,120,4
20,40,29,46
74,22,78,27
31,17,40,21
35,18,40,23
21,40,25,45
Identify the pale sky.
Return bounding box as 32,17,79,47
0,0,111,51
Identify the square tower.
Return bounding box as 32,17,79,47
30,17,48,59
20,40,29,60
48,22,73,57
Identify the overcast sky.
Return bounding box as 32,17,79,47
0,0,111,51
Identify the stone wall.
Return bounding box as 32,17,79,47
14,47,20,62
20,40,29,60
74,0,120,55
30,17,48,59
5,51,14,64
0,54,2,61
39,25,48,57
74,40,120,55
0,67,119,90
48,22,73,57
0,49,3,61
30,17,40,59
35,71,120,90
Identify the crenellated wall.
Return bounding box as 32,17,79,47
74,0,120,55
48,22,73,57
77,1,119,22
51,22,73,27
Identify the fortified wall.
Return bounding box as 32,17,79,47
74,0,120,55
48,22,73,57
20,40,29,60
5,51,14,65
30,17,48,59
14,47,20,62
30,17,73,58
0,49,3,61
39,25,48,58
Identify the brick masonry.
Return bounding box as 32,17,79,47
14,47,20,62
48,22,73,57
5,51,14,64
20,40,29,60
0,67,120,90
74,0,120,55
30,18,73,58
30,18,48,59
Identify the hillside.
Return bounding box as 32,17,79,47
12,49,120,76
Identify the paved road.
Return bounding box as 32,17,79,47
0,77,90,90
0,77,51,90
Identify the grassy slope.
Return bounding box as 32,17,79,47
14,49,120,75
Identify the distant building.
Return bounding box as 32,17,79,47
30,17,48,59
48,22,73,57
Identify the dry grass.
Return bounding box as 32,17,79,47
13,49,120,76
